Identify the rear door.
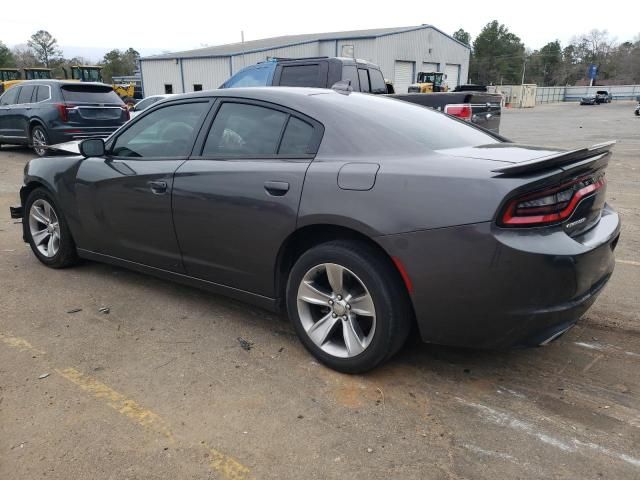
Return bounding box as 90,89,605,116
172,99,323,297
74,99,211,271
13,84,36,138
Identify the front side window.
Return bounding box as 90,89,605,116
112,102,208,158
203,103,287,156
358,69,370,93
0,86,20,106
369,69,387,94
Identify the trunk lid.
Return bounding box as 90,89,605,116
449,141,616,237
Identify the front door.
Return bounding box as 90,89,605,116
0,86,25,141
173,99,323,297
74,99,211,271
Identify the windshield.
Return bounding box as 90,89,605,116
1,70,21,81
26,70,51,80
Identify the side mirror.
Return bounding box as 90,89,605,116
79,138,105,158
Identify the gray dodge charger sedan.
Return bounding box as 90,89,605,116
10,87,620,373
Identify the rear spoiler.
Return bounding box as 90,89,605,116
491,141,616,176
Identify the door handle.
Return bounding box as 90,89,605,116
264,181,289,196
149,180,168,194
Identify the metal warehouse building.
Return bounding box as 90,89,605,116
139,25,470,96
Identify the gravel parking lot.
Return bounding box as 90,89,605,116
1,101,639,479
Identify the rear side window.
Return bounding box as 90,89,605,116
35,86,50,102
279,117,314,155
18,85,36,104
61,85,123,104
203,103,287,156
369,69,386,94
279,65,320,87
0,86,19,106
112,102,208,158
358,69,370,93
341,65,360,91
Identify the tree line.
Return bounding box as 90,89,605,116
453,20,640,86
0,30,139,83
2,25,639,87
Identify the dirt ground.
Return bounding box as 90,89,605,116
1,101,639,480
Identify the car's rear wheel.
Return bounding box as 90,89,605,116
286,240,411,373
31,125,50,157
25,188,78,268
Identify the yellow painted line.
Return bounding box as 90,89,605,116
0,332,45,355
2,335,253,479
56,367,176,443
617,259,640,267
202,441,253,480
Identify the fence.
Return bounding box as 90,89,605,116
536,85,640,104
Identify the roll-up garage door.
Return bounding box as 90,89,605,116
393,61,415,94
444,64,460,90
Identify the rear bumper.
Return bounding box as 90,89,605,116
376,204,620,349
48,126,121,143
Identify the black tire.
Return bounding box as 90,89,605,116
24,188,78,268
30,125,50,157
286,240,412,373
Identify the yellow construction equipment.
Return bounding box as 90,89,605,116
0,68,22,94
407,72,449,93
24,68,53,80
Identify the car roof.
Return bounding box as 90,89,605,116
13,79,112,87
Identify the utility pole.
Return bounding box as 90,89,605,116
241,31,246,68
520,58,526,108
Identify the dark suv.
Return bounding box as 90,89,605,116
0,80,129,156
220,57,391,94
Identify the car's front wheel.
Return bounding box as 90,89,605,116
31,125,50,157
24,188,78,268
287,241,411,373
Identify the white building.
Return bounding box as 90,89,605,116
139,25,470,97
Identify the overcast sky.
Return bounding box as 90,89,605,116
2,0,637,60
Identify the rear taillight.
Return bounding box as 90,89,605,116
55,103,76,122
500,174,606,227
444,103,472,121
55,103,69,122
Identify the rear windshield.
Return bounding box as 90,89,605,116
61,85,123,104
319,93,499,153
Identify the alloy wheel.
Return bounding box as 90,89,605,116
28,199,60,258
32,128,47,156
297,263,376,358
